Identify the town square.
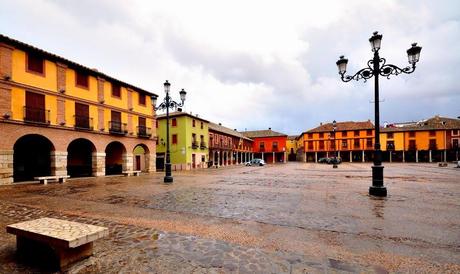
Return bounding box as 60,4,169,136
0,0,459,273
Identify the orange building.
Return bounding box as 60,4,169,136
302,121,375,162
242,128,287,164
0,34,157,184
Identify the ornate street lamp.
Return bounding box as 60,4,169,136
336,31,422,197
152,80,186,183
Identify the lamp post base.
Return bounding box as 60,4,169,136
369,186,387,197
164,176,173,183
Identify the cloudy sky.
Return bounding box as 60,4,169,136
1,0,459,135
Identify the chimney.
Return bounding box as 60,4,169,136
268,127,271,130
320,122,323,126
219,123,222,126
234,129,237,131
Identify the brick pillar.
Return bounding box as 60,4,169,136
127,88,133,110
127,113,133,135
92,152,106,176
51,151,67,176
56,63,67,125
0,43,13,79
123,153,133,171
0,150,13,185
56,62,67,92
0,82,12,119
97,77,105,103
56,97,66,125
98,107,104,131
147,153,155,172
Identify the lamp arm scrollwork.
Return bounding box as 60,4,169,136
340,66,375,83
379,63,416,79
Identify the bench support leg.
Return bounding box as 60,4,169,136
16,236,93,270
43,179,47,185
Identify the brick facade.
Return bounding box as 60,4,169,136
0,122,156,184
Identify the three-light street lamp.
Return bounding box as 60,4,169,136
336,31,422,197
152,80,187,183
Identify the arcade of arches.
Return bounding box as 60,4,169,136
0,130,155,184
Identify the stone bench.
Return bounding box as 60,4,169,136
34,175,70,185
122,170,141,177
438,162,448,167
6,217,108,270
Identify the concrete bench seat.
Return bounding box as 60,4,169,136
122,170,141,177
34,175,70,185
6,217,108,270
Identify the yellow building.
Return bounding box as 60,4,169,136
286,135,299,161
0,34,157,184
156,112,209,170
381,116,460,162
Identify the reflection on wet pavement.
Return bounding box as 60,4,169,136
0,163,459,273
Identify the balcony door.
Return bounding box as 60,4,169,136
111,111,121,132
25,91,45,123
138,117,146,136
75,103,89,129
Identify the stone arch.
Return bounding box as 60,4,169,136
67,138,96,178
105,141,127,175
13,134,55,182
133,143,151,172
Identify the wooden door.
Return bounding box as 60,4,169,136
111,111,121,131
138,117,146,135
25,91,45,122
75,103,89,128
192,154,196,169
135,155,141,171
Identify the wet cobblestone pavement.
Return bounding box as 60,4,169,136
0,163,459,273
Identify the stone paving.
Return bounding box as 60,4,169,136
0,162,459,273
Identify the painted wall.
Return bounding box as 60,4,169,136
11,49,57,92
156,114,209,168
252,136,287,153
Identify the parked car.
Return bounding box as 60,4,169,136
245,158,266,166
328,157,342,165
318,157,342,164
318,157,329,163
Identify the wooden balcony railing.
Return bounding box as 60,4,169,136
192,140,199,149
74,115,93,130
109,121,127,135
137,126,152,138
23,106,50,124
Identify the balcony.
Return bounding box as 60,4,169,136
23,106,50,124
109,121,127,135
429,144,437,150
137,126,152,138
74,115,93,130
387,143,395,151
366,143,373,149
200,142,207,149
272,146,279,152
192,140,199,149
259,147,265,152
408,144,417,151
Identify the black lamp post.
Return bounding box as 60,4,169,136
332,120,338,168
152,80,186,183
336,31,422,197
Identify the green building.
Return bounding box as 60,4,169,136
156,112,209,170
